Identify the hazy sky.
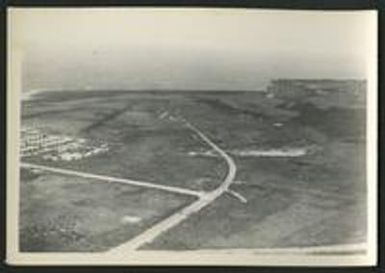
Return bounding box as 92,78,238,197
9,8,376,91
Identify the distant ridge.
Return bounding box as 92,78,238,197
23,79,366,98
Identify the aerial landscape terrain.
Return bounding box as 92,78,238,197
19,79,367,253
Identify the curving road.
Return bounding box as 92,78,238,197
108,119,237,253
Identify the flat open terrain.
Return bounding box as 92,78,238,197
20,79,367,251
144,184,365,250
22,92,228,191
20,168,195,252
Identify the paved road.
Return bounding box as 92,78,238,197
21,162,203,197
108,119,237,253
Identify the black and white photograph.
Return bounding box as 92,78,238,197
7,8,377,266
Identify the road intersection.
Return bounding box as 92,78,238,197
21,117,238,253
107,118,237,252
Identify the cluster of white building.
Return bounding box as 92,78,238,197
20,126,109,162
42,143,109,162
20,127,74,157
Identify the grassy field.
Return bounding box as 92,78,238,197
144,188,365,250
141,81,367,249
20,168,195,252
22,92,228,191
20,79,367,251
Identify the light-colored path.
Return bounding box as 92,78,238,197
108,119,237,253
227,189,248,203
20,162,203,197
